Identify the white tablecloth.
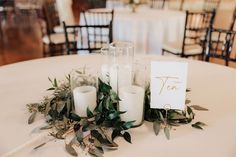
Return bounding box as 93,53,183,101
113,8,185,54
1,54,236,157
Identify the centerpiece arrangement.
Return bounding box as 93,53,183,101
27,41,208,157
127,0,141,13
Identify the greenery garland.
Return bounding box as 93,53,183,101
27,70,208,156
144,87,208,139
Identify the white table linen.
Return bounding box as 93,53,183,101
113,8,185,54
1,54,236,157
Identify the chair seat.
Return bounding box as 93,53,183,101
211,32,226,41
162,42,203,56
43,33,75,45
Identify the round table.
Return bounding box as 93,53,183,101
1,54,236,157
113,8,185,54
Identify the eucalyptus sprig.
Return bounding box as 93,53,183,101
144,86,208,139
27,71,134,157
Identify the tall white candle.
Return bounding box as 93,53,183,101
119,85,145,126
109,64,118,92
109,64,133,93
101,64,110,84
73,86,97,117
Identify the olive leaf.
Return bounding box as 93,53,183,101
87,107,94,118
112,129,122,141
65,142,77,157
88,148,103,157
192,121,206,130
153,120,161,136
123,132,132,143
190,105,208,111
34,142,46,150
164,126,170,140
185,99,191,104
28,111,37,124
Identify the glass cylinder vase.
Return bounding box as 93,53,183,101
119,61,147,127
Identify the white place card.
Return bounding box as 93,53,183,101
150,61,188,110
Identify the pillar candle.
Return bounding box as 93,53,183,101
101,64,110,84
109,64,133,93
119,85,145,126
73,86,97,117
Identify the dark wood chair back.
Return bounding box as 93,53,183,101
181,10,216,57
42,0,60,34
205,28,236,66
229,7,236,31
63,21,112,54
82,9,114,42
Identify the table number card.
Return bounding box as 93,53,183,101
151,61,188,110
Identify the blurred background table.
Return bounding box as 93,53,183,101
113,7,185,54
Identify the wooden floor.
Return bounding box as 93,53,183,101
0,22,43,66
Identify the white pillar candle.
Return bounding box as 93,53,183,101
109,64,133,93
109,65,118,92
118,65,133,90
119,85,145,126
73,86,97,117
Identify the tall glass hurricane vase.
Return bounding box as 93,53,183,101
109,41,134,94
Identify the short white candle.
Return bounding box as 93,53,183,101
73,86,97,117
119,85,145,126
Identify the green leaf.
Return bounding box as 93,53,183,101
159,111,165,122
105,97,111,110
87,107,94,118
73,123,81,132
122,121,134,130
123,132,132,143
28,111,37,124
187,106,193,115
185,99,191,104
97,101,104,113
82,122,90,132
195,121,206,126
192,121,206,130
190,105,208,111
47,87,55,91
76,130,83,143
153,121,161,136
88,148,103,157
110,91,121,102
70,113,81,122
98,93,104,100
34,142,46,150
94,138,102,148
186,89,191,92
192,124,203,130
164,127,170,140
48,77,52,83
169,112,187,120
91,130,106,144
99,78,112,93
65,143,78,157
108,111,119,120
54,78,58,87
111,129,121,141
